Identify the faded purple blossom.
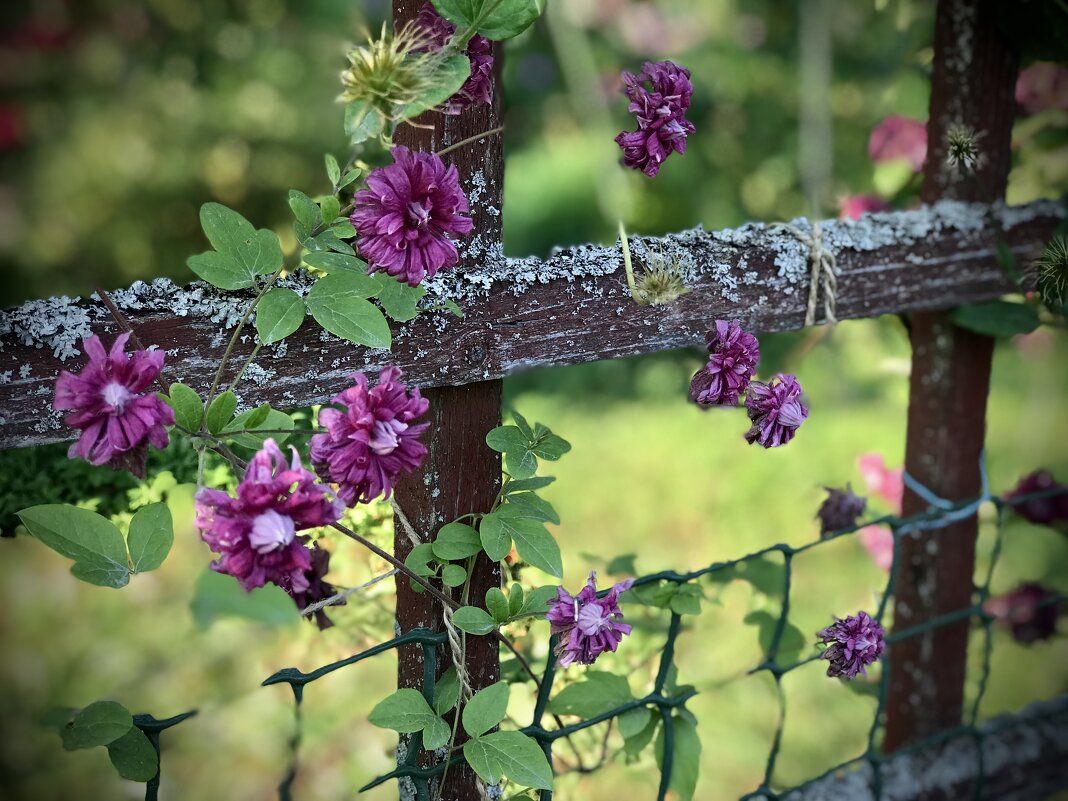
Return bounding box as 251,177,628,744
868,116,927,171
689,319,760,407
352,146,473,286
1006,470,1068,527
290,545,342,630
195,439,343,593
983,583,1060,644
614,60,695,177
817,485,868,536
414,2,493,115
818,611,885,679
311,367,430,506
840,195,889,220
744,374,808,448
53,333,174,473
546,571,635,667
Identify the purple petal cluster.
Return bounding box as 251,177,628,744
818,611,885,679
689,319,760,407
983,583,1060,644
53,333,174,470
352,146,473,286
817,484,868,536
290,546,342,630
614,60,695,177
311,367,430,506
546,571,635,668
744,374,808,448
414,2,493,115
195,440,343,593
1006,470,1068,527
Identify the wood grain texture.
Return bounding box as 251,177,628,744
0,201,1057,452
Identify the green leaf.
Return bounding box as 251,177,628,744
530,434,570,461
623,709,659,758
106,726,159,782
40,707,77,733
434,667,461,715
398,51,471,119
222,407,294,449
432,522,483,560
167,382,203,431
288,189,322,242
606,553,637,576
670,583,703,616
452,605,497,635
463,731,553,791
443,298,464,317
505,511,562,578
302,251,373,279
127,502,172,573
505,449,538,480
61,702,133,751
330,220,357,239
18,505,131,589
618,706,652,739
506,493,559,524
243,403,271,429
507,583,525,617
320,195,341,225
518,585,558,617
478,510,513,562
744,611,808,665
441,564,468,587
339,168,362,189
307,273,392,349
951,300,1040,338
373,273,427,322
462,681,509,738
503,476,555,494
205,391,238,434
486,425,528,453
423,715,452,750
305,229,356,255
189,202,282,289
431,0,543,41
707,554,784,598
405,542,438,577
654,715,701,801
324,153,341,187
511,411,534,440
485,587,510,623
344,100,385,145
190,570,299,630
369,688,438,733
255,287,305,344
548,671,631,718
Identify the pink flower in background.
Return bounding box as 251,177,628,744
857,453,904,513
744,374,808,448
547,571,635,667
689,319,760,407
352,146,473,286
840,195,889,220
858,525,894,573
1015,62,1068,115
195,440,343,593
1013,328,1054,361
311,367,430,506
614,60,695,177
983,583,1061,644
868,116,927,172
413,2,494,115
53,333,174,470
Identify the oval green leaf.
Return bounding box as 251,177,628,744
255,287,306,344
307,274,392,350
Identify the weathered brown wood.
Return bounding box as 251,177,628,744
773,694,1068,801
885,0,1020,754
0,200,1059,452
390,2,503,798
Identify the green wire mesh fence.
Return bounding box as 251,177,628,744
261,463,1067,801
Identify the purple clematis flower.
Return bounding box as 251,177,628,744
290,545,342,631
817,484,868,536
351,146,473,286
614,60,695,177
689,319,760,407
818,611,885,679
1006,470,1068,527
310,367,430,506
53,333,174,473
413,2,494,115
983,583,1061,644
546,571,635,667
744,374,808,448
195,439,343,593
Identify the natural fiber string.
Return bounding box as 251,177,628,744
769,222,838,327
299,569,398,617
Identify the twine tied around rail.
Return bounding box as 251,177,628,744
769,222,838,327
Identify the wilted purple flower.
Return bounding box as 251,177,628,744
547,571,635,667
1006,470,1068,527
195,440,343,593
983,583,1060,644
352,146,473,286
614,60,695,177
868,116,927,172
744,374,808,448
689,319,760,407
817,485,868,536
413,2,493,115
290,545,342,631
818,611,885,679
311,367,430,506
840,195,889,220
53,333,175,472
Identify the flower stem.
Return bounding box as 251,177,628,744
618,220,645,305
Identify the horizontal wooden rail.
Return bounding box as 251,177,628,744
0,199,1060,451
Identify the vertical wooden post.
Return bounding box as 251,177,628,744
884,0,1019,752
390,2,504,798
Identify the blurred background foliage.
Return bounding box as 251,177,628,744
1,0,1067,799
